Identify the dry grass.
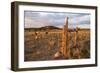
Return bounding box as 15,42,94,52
24,29,90,61
24,30,62,61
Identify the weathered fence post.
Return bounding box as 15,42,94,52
76,27,81,58
61,17,70,59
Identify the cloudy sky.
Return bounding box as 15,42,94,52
24,11,90,29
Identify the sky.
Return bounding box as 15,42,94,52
24,11,90,29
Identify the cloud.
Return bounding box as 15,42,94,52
68,15,90,28
25,17,50,28
79,15,90,24
24,11,90,28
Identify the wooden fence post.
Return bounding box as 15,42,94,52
61,17,70,59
